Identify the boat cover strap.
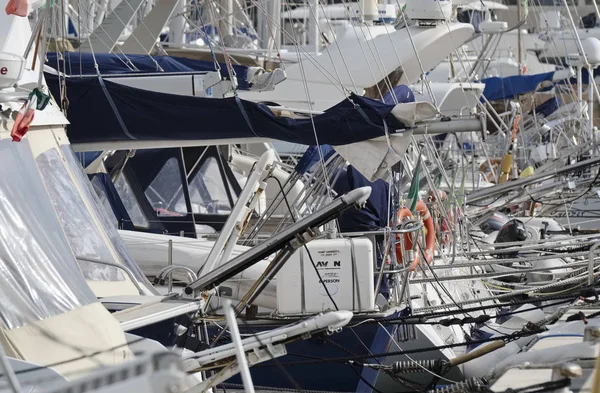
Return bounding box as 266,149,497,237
97,74,137,140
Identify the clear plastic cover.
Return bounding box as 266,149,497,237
61,146,157,293
0,140,96,329
37,148,124,282
146,157,184,211
113,174,149,228
179,157,235,215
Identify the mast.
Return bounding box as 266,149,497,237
218,0,234,37
95,0,109,29
359,0,378,24
169,0,186,45
257,0,280,55
517,0,523,75
272,0,281,52
308,0,319,55
82,0,96,36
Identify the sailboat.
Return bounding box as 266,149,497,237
7,0,600,390
0,6,372,393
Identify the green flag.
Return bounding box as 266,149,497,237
407,158,421,213
40,0,55,8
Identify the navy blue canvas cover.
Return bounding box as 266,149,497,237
46,52,251,89
481,71,555,101
45,73,407,146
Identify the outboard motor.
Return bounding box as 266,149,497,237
480,212,510,235
493,219,527,259
582,12,598,29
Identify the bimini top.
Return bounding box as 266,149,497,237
45,52,253,90
45,73,408,148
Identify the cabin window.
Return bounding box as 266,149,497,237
114,174,150,228
37,148,125,282
181,157,233,215
145,157,186,214
90,176,119,227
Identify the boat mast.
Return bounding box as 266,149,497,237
169,0,186,45
82,0,96,36
218,0,233,38
308,0,319,55
257,0,281,56
517,0,523,74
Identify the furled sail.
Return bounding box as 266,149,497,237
45,73,408,147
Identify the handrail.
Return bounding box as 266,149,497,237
156,265,198,285
396,219,424,305
76,256,145,295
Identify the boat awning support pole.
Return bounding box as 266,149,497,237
197,149,276,277
223,299,256,393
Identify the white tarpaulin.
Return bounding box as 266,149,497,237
0,138,131,378
0,139,96,329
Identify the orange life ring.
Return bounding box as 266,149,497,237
394,201,436,271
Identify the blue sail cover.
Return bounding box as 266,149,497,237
294,145,336,174
382,85,415,105
569,67,599,85
481,71,555,101
44,73,406,146
45,52,251,90
533,96,561,117
332,165,391,232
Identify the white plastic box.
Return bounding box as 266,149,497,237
276,237,375,314
0,52,25,89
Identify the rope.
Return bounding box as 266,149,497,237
88,38,137,140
